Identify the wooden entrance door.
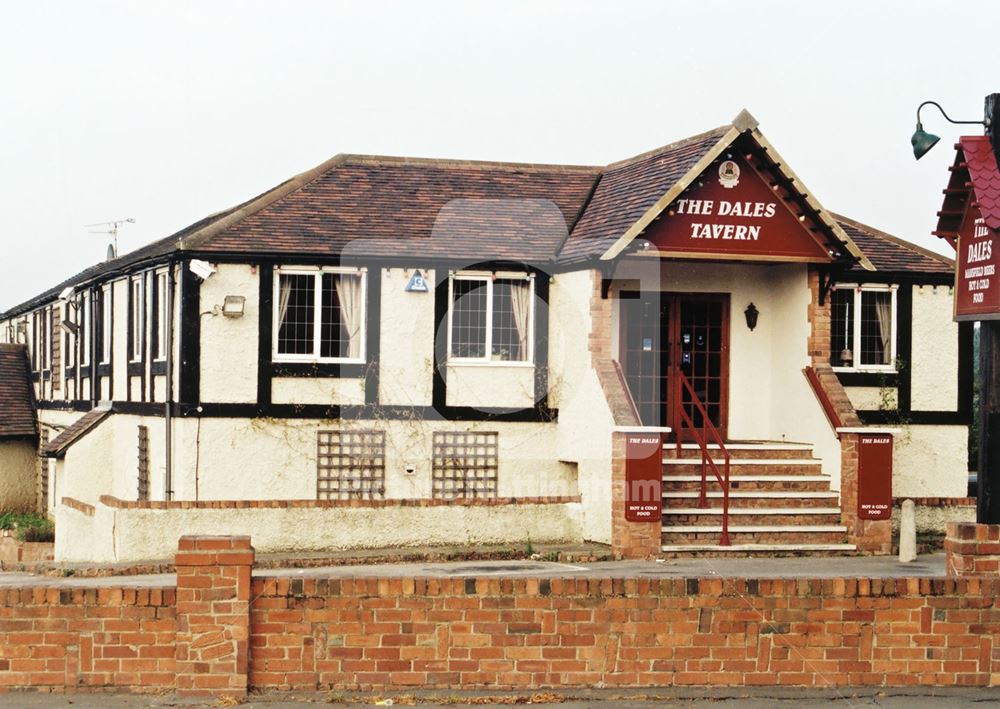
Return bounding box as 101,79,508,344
620,292,730,439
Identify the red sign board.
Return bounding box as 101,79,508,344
954,201,1000,321
625,434,662,522
643,153,834,263
857,435,893,521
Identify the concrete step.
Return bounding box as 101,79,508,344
666,442,814,460
661,526,849,545
663,459,823,474
663,491,841,509
660,543,858,554
663,509,842,526
662,477,832,493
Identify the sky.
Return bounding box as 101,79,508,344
1,0,998,310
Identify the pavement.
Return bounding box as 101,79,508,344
0,552,948,588
0,687,998,707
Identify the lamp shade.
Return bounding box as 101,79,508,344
911,124,941,160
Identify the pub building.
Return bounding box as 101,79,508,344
0,109,970,563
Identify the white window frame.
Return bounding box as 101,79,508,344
80,292,91,367
154,270,167,362
43,307,51,371
831,283,898,373
100,284,112,365
446,271,535,367
272,266,368,364
130,277,144,363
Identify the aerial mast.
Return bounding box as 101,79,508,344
84,217,135,260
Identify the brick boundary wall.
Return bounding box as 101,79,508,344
1,536,1000,695
946,523,1000,577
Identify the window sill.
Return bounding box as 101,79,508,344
447,360,535,369
832,366,897,375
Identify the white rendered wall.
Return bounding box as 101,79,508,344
165,416,576,502
379,268,434,406
910,284,959,411
551,269,616,544
271,377,366,406
55,499,583,564
199,263,259,404
892,425,968,498
445,365,535,408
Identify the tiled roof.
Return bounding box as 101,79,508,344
42,407,111,459
834,214,953,277
559,127,731,261
960,136,1000,231
0,344,36,439
199,157,601,263
4,112,932,317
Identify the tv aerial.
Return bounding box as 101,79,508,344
85,218,135,260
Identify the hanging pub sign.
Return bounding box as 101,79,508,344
954,202,1000,321
624,433,662,522
643,153,834,263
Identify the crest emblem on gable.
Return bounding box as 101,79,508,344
718,160,740,189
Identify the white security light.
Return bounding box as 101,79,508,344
189,259,217,281
58,286,75,302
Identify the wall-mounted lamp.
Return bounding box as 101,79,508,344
910,100,988,160
221,295,246,318
189,259,217,281
744,302,759,331
59,320,79,336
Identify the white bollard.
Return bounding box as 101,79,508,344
899,499,917,563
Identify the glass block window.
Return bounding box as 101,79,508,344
448,274,533,363
317,430,386,500
432,431,499,499
275,268,365,361
137,425,150,501
830,285,896,370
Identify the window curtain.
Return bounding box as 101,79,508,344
510,280,531,361
874,294,892,365
277,277,293,331
335,274,363,359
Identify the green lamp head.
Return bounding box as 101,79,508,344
911,122,941,160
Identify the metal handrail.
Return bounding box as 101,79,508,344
672,369,731,546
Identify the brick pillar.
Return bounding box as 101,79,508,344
839,434,891,554
175,535,254,698
611,431,662,559
945,522,1000,576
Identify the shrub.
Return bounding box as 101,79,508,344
17,521,54,543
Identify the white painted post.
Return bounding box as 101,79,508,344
899,499,917,563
